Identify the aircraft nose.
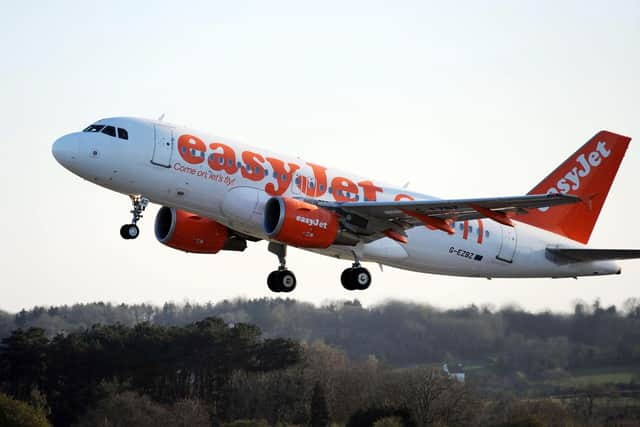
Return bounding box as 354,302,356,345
52,134,78,166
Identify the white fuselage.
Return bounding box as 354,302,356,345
52,117,621,279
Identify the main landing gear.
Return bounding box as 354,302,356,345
120,195,149,240
340,252,372,291
265,243,371,293
267,243,297,293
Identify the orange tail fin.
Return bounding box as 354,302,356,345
514,131,631,244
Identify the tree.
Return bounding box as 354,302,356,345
0,392,51,427
310,382,329,427
74,391,169,427
0,328,49,401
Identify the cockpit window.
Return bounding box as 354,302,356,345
117,128,129,140
101,126,116,137
83,124,105,133
83,124,129,140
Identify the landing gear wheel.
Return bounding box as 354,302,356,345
279,270,296,292
341,269,356,290
120,224,139,240
353,267,371,290
267,243,296,293
341,267,372,290
267,270,297,293
267,271,280,292
120,195,148,240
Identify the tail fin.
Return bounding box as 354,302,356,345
514,130,631,243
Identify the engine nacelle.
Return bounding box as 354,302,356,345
263,197,340,248
155,207,237,253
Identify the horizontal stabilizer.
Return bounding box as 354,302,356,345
547,248,640,262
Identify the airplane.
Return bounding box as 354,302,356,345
52,118,640,293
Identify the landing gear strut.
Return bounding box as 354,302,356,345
267,242,297,293
341,251,371,291
120,195,149,240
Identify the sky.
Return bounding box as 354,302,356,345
1,1,639,313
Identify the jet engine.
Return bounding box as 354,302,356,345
155,207,246,253
263,197,343,248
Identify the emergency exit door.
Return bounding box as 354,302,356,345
497,226,517,263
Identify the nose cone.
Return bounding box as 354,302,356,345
52,134,78,168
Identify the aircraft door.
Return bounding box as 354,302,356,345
151,124,174,167
496,226,517,263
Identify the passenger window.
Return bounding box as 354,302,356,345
117,128,129,140
485,230,490,238
101,126,116,137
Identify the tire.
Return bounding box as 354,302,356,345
341,268,355,291
120,224,132,240
124,224,139,239
267,271,281,292
353,267,372,290
279,270,297,293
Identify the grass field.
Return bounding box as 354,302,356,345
547,366,639,387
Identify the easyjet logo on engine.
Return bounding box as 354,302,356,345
296,215,328,229
538,141,611,212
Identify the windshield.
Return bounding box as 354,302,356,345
83,124,105,132
82,124,129,140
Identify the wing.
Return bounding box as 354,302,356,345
310,193,580,243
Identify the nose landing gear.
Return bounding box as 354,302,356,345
120,195,149,240
267,242,297,293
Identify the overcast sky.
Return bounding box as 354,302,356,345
1,1,639,313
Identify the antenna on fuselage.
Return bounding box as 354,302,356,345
158,113,165,121
402,181,410,189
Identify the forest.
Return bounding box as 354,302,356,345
1,298,640,426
